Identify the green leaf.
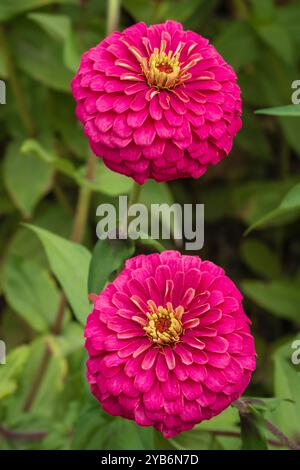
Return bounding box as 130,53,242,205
0,346,29,401
255,104,300,116
254,22,295,66
3,141,53,217
136,236,165,253
242,280,300,324
21,138,77,178
239,407,268,450
28,13,80,72
78,161,134,195
3,256,61,332
214,22,258,70
245,181,300,233
71,410,154,450
0,0,76,21
88,239,135,295
240,239,280,279
24,224,91,324
13,22,73,92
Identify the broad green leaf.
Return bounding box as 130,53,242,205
13,22,73,92
0,0,76,21
88,239,135,295
71,410,154,450
255,104,300,116
215,22,258,70
7,204,73,270
24,224,91,324
0,346,29,400
254,23,295,66
21,138,77,178
240,239,280,279
242,280,300,324
3,256,61,332
3,141,53,217
28,13,80,72
245,181,300,233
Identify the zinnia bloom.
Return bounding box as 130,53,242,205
72,20,242,183
85,251,255,438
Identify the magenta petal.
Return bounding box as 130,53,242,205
142,347,159,370
156,353,169,381
181,380,202,400
133,120,156,145
134,367,156,392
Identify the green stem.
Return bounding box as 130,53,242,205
0,25,34,136
128,181,142,207
107,0,121,35
71,153,95,243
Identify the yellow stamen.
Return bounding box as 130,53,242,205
144,301,184,346
127,40,200,90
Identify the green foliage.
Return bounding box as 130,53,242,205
24,224,91,324
1,0,300,452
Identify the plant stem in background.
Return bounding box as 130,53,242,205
0,26,35,136
128,181,142,207
22,0,120,415
107,0,121,35
71,153,96,243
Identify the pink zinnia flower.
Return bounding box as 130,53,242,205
72,20,242,184
85,251,255,438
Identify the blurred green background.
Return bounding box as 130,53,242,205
0,0,300,450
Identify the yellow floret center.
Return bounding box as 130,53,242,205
144,300,184,345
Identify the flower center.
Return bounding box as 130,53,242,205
144,300,184,345
126,39,197,90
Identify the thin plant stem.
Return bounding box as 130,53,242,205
128,181,142,207
107,0,121,35
0,25,35,136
